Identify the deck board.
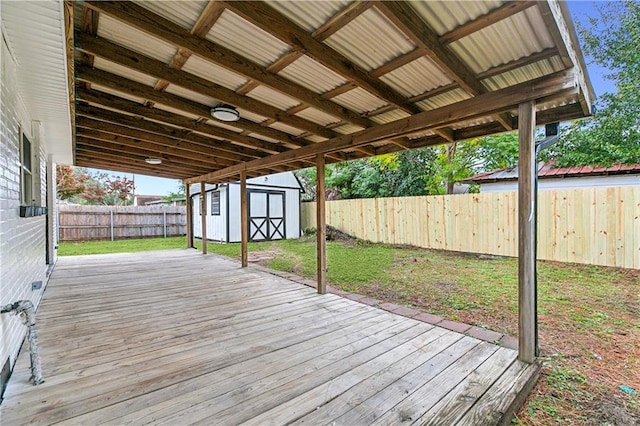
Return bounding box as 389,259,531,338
1,249,539,425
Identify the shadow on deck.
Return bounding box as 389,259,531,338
1,249,539,425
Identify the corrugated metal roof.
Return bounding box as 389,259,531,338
450,7,554,74
269,121,306,136
451,116,496,130
295,107,341,127
181,55,248,91
236,108,269,124
380,57,452,97
332,87,387,114
278,55,347,94
206,9,291,67
93,57,158,87
324,7,415,71
97,14,177,64
132,0,207,30
408,1,502,35
370,109,411,125
90,84,146,104
247,85,301,111
416,88,472,111
266,0,351,32
333,124,365,135
2,0,72,163
466,162,640,183
304,135,328,143
483,57,565,91
204,119,243,134
154,103,201,120
164,84,217,107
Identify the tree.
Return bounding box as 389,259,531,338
163,184,186,203
56,165,88,200
545,1,640,166
105,176,135,205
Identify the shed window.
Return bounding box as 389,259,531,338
20,130,33,205
211,191,220,215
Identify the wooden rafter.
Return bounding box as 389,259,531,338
377,1,514,131
312,1,374,42
440,1,538,44
224,1,422,115
83,1,371,129
185,69,579,184
153,1,226,92
75,33,338,139
75,65,319,150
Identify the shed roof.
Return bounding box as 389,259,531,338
465,161,640,183
69,1,594,183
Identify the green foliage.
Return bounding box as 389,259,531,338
163,183,186,203
545,1,640,166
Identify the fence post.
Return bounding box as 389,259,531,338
163,210,167,238
110,210,114,241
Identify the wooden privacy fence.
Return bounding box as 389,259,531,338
58,205,186,241
301,187,640,269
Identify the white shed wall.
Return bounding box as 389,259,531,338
479,175,640,193
191,172,302,243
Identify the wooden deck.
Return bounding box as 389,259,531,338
1,249,539,425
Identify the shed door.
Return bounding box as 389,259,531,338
248,190,285,241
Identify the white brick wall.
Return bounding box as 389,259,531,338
0,32,51,375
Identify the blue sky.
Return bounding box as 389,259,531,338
93,1,616,196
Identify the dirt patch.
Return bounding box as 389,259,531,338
247,250,278,262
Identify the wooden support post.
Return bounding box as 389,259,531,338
518,100,537,363
240,171,248,267
200,182,207,254
316,154,327,294
185,183,194,248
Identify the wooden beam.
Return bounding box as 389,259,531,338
316,154,327,294
369,48,426,78
518,100,537,363
537,0,593,115
75,148,204,176
186,183,194,248
225,1,422,115
184,68,579,184
240,171,248,268
75,32,337,139
75,65,316,150
312,1,373,41
83,1,371,129
64,1,76,162
75,131,230,169
440,1,537,44
75,103,264,161
200,182,208,254
76,157,187,179
377,1,514,130
476,48,560,79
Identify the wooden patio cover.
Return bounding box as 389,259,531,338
67,0,594,363
69,0,592,181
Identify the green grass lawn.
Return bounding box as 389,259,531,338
58,236,640,424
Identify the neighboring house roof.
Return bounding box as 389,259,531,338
134,195,164,206
465,162,640,184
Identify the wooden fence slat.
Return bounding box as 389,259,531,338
58,205,187,241
300,187,640,269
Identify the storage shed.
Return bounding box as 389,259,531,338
191,171,302,242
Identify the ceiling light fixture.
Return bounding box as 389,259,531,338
211,104,240,122
145,158,162,165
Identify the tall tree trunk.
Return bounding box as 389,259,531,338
446,142,457,194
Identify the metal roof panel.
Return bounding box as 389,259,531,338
324,7,415,71
380,57,453,97
97,14,177,63
132,0,207,30
332,88,387,114
206,9,291,67
266,0,351,32
279,55,348,94
181,55,249,91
